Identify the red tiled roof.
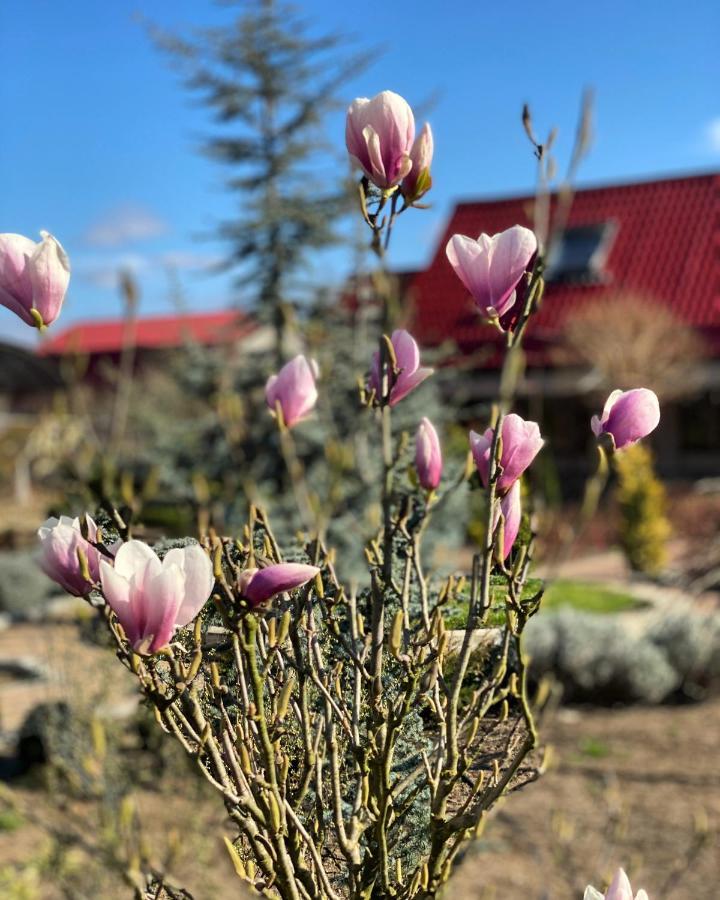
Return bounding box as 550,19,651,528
39,310,255,356
409,172,720,364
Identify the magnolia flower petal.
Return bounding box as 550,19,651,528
392,329,420,374
345,97,371,166
114,540,159,583
498,414,544,493
28,231,70,326
498,481,522,560
446,234,487,300
489,225,537,311
164,544,215,627
362,124,387,185
469,429,493,488
599,388,625,426
100,559,139,644
606,868,634,900
265,374,280,411
0,233,35,324
391,366,433,406
144,565,185,652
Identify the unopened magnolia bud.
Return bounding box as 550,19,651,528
277,675,294,721
265,356,318,428
277,610,291,645
238,741,252,775
437,631,449,659
213,544,223,580
368,330,433,407
223,837,247,879
466,716,480,748
415,418,443,491
401,123,434,204
591,388,660,450
268,793,282,832
389,610,404,658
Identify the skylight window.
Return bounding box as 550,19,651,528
545,222,616,283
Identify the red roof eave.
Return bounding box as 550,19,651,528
38,310,255,356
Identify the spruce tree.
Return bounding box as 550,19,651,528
152,0,369,366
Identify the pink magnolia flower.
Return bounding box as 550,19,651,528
0,231,70,328
369,329,433,407
100,541,214,654
494,480,521,561
445,225,537,322
266,355,319,428
591,389,660,450
584,868,649,900
37,515,102,597
415,417,442,490
470,413,544,495
345,90,415,191
402,123,433,203
238,563,320,608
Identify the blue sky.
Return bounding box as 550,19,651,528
1,0,718,345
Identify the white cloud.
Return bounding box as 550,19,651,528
704,117,720,154
73,253,150,289
72,248,222,290
83,204,168,247
157,250,223,271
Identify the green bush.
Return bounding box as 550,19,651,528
614,443,671,575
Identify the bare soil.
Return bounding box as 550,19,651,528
450,699,720,899
0,621,717,899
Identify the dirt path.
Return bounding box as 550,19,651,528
448,699,720,899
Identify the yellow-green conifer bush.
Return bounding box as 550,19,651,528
614,443,671,575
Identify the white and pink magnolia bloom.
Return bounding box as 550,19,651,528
495,480,521,561
100,541,214,654
591,389,660,451
345,91,415,191
402,123,433,203
584,867,649,900
470,413,544,495
238,563,320,608
369,329,433,407
37,515,102,597
0,231,70,328
415,417,442,490
266,355,319,428
445,225,537,322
